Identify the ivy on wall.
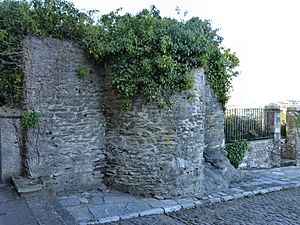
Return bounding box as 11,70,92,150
0,0,239,109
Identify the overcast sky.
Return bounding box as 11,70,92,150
70,0,300,107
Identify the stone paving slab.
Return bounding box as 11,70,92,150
12,176,42,195
57,166,300,224
0,186,39,225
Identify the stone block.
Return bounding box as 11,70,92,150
221,195,234,202
163,205,182,213
231,193,246,200
119,212,140,220
12,177,42,195
208,197,222,204
96,216,120,224
180,202,196,209
258,189,269,194
139,208,164,216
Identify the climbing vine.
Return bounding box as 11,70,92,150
0,0,239,109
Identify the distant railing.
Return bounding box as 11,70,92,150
225,108,270,142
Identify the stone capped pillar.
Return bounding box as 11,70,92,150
286,105,300,165
265,103,281,167
104,69,205,198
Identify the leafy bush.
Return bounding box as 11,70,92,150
77,64,90,78
21,111,40,129
83,7,239,108
0,0,239,109
0,0,94,106
226,140,248,168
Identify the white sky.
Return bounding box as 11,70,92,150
70,0,300,107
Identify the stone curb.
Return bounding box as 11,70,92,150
85,183,300,224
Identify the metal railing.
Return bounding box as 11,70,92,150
225,108,270,142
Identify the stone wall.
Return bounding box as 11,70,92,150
104,69,205,198
239,139,274,169
281,140,294,160
0,37,236,197
0,108,22,183
238,104,281,169
203,78,237,194
23,38,106,190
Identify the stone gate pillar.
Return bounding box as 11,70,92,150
265,104,281,167
286,105,300,165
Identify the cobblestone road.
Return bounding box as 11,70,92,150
107,188,300,225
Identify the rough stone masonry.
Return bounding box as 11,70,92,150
23,37,107,190
6,37,236,197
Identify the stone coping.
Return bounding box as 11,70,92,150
264,103,280,110
287,105,300,112
0,107,22,118
55,166,300,225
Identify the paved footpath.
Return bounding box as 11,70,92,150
0,184,78,225
1,166,300,225
58,166,300,224
0,185,38,225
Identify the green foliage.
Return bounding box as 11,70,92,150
77,64,90,78
83,6,239,107
0,0,95,106
0,0,239,109
21,111,40,129
226,140,248,168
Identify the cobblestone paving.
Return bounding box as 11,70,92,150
107,188,300,225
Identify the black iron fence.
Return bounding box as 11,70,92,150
225,108,270,142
